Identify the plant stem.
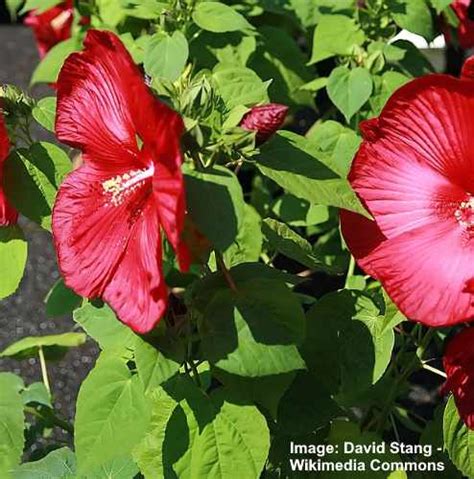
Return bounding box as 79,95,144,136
215,252,237,292
25,406,74,435
422,362,447,379
38,346,51,397
344,255,356,288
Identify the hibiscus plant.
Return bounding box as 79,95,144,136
1,0,474,478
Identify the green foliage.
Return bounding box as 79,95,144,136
32,97,57,132
193,2,254,33
0,226,27,300
0,373,25,476
74,354,150,474
4,142,71,230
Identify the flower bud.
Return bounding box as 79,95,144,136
239,103,288,143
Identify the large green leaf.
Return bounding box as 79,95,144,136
45,279,82,317
277,371,341,435
1,333,86,360
73,303,137,355
302,290,394,397
193,2,254,32
213,66,269,109
21,382,52,408
32,97,57,132
388,0,435,40
223,204,262,267
74,354,150,474
184,165,245,251
272,194,329,227
135,335,184,394
144,31,188,82
249,26,312,107
31,38,82,85
137,376,270,479
0,226,27,300
309,14,365,64
0,373,25,476
4,142,71,230
327,66,373,122
444,395,474,477
12,447,76,479
200,277,306,377
262,218,339,273
255,131,368,216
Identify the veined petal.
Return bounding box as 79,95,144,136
103,203,168,333
352,75,474,239
56,30,141,171
443,327,474,429
52,164,155,300
343,212,474,326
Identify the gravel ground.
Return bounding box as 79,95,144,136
0,26,99,425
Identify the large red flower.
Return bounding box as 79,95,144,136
24,0,74,58
443,327,474,429
444,0,474,50
341,59,474,327
0,111,18,226
52,30,190,333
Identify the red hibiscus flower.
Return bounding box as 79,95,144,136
444,0,474,50
442,327,474,429
240,103,288,143
52,30,190,333
340,58,474,327
24,0,74,58
0,111,18,226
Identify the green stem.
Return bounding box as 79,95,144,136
215,252,237,292
344,255,356,288
24,406,74,435
38,346,51,397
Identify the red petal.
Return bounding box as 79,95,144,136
443,327,474,429
344,214,474,326
240,103,289,143
451,0,474,50
0,112,17,226
56,29,189,267
52,165,166,332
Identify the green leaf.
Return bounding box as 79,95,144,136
370,71,410,115
19,0,61,14
213,369,295,420
200,277,306,377
4,142,71,230
73,303,137,355
6,0,23,20
0,226,27,300
430,0,453,14
306,120,361,177
21,382,52,408
223,204,262,267
12,448,76,479
31,38,82,85
95,0,126,26
263,218,338,272
272,194,329,227
327,66,373,122
300,77,328,92
45,279,82,317
75,354,150,475
1,333,86,360
122,0,166,19
444,395,474,477
144,31,189,82
384,40,435,77
255,131,369,216
277,371,341,435
249,26,313,107
82,456,139,479
140,377,270,479
302,290,394,397
193,2,254,33
0,373,25,476
388,0,435,40
135,335,184,394
213,66,269,109
133,386,178,479
184,165,245,251
32,97,57,132
309,14,365,64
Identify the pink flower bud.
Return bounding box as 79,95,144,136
240,103,288,143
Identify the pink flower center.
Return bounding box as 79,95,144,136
455,196,474,230
102,165,154,207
